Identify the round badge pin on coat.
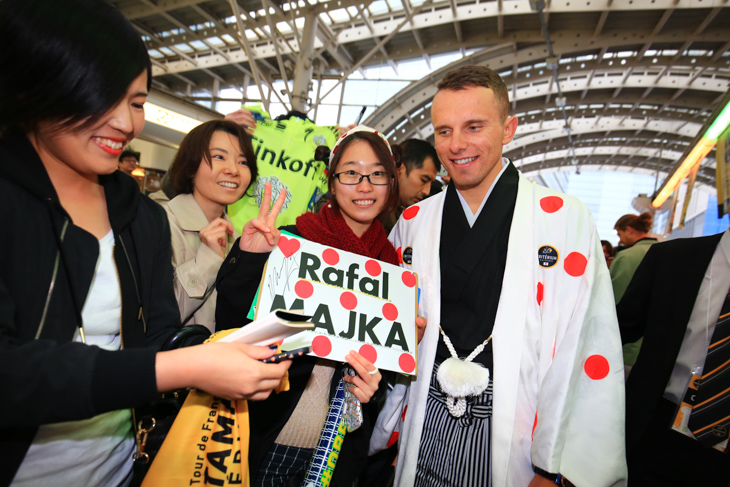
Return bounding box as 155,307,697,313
538,245,559,268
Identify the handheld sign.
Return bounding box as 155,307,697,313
253,234,418,375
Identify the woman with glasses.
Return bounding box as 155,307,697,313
216,125,401,486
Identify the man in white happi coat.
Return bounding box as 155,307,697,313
370,65,627,486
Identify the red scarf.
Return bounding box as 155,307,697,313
296,205,399,265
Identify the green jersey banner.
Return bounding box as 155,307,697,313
228,105,339,230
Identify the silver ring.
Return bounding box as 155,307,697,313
368,367,379,375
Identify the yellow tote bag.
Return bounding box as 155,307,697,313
141,391,250,486
142,329,289,486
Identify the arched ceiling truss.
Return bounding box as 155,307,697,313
116,0,730,188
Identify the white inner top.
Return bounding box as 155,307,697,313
455,157,510,227
13,230,135,487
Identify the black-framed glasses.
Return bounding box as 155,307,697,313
333,170,391,185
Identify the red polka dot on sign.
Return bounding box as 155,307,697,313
322,248,339,265
399,353,416,373
359,344,377,364
539,196,564,213
365,259,381,276
387,432,399,448
532,412,538,437
402,271,416,287
564,252,588,277
312,335,332,357
402,405,408,421
536,282,544,306
397,247,403,265
295,280,313,299
403,206,420,220
584,354,610,380
340,291,357,310
382,303,399,321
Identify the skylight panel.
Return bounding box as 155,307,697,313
327,8,350,22
368,0,391,14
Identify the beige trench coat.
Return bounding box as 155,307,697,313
163,193,239,332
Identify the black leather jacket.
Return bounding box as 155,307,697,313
0,129,184,485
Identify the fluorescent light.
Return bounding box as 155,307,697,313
144,102,202,134
652,97,730,209
652,137,715,208
706,100,730,141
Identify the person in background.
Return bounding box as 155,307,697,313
0,1,289,485
611,212,658,374
618,229,730,485
163,120,258,332
118,149,140,176
381,138,441,233
215,126,402,486
601,239,615,267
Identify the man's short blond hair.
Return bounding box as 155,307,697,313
437,65,510,121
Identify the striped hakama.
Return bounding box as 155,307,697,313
415,360,493,487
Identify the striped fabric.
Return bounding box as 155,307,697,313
254,443,314,487
688,288,730,447
415,360,493,487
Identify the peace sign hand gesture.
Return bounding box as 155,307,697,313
239,182,288,253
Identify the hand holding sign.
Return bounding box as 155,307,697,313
344,350,382,404
416,317,427,344
239,181,288,253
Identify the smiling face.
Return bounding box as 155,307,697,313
398,156,438,207
332,140,391,237
31,71,148,180
192,130,251,221
431,86,518,202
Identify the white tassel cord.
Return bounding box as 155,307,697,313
436,328,492,418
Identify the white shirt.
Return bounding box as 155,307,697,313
13,230,134,487
665,229,730,403
456,158,510,227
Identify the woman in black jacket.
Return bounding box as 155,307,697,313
0,1,289,485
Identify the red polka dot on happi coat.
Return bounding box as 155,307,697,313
564,252,588,277
402,271,416,287
312,335,332,357
539,196,564,213
382,303,398,321
365,259,381,276
322,248,339,265
340,291,358,310
584,354,610,380
536,282,544,305
402,405,408,421
532,412,538,437
387,432,399,448
359,344,377,364
397,247,403,264
403,206,420,220
295,280,314,299
399,353,416,373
